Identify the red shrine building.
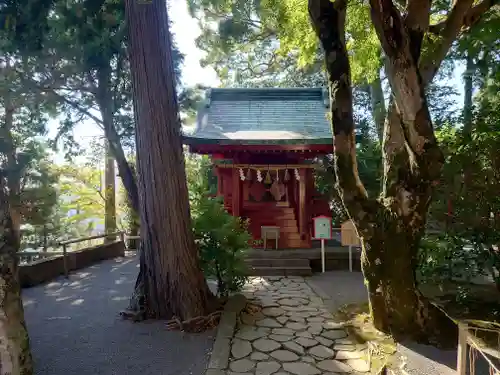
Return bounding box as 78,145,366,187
184,88,333,249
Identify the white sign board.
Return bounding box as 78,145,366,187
313,216,332,239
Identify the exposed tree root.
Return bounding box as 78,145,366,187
165,310,223,333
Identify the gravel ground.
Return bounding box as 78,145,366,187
22,253,216,375
308,271,457,375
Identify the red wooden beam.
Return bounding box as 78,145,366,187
188,144,333,155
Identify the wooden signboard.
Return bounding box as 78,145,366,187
341,219,360,246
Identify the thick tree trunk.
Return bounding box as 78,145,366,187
308,0,461,344
0,100,33,374
361,215,456,343
124,0,215,320
0,236,33,375
104,141,116,241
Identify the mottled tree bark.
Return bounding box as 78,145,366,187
0,97,33,374
309,0,495,343
0,211,33,375
124,0,215,320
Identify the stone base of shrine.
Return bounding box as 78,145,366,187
244,246,361,276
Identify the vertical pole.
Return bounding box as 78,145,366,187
321,239,325,273
62,244,69,278
232,168,241,217
349,245,353,272
298,168,307,238
120,231,125,244
457,323,468,375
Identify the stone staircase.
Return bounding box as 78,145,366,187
244,257,312,276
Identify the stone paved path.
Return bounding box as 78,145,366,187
227,276,369,375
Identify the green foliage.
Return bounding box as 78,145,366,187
193,196,250,297
187,153,250,297
424,61,500,292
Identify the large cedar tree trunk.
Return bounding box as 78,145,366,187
308,0,493,343
124,0,215,320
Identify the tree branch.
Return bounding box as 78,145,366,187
370,0,443,184
421,0,497,84
405,0,431,61
309,0,379,236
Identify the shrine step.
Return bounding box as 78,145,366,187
245,266,313,277
244,258,312,276
245,258,310,268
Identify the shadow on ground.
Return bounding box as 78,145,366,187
308,271,458,375
23,253,216,375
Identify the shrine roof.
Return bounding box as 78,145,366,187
183,87,332,146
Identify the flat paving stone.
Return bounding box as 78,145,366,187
332,344,355,351
269,350,299,362
262,307,285,317
236,327,268,341
253,338,281,352
286,322,307,331
257,318,282,328
296,331,313,339
316,336,333,347
282,341,305,355
307,316,324,323
256,361,281,375
230,358,256,372
269,334,294,342
316,359,353,373
276,316,288,325
278,299,301,307
294,337,318,348
321,329,347,340
323,321,345,330
282,362,321,375
272,328,295,336
309,345,335,359
251,352,270,361
231,339,252,359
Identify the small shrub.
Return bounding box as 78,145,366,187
192,194,250,297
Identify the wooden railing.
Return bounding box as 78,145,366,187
457,322,500,375
17,231,141,278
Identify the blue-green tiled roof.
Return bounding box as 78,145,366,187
184,87,332,145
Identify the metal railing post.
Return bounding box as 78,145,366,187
457,323,468,375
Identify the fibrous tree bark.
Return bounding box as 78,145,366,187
0,95,33,375
309,0,497,343
124,0,216,323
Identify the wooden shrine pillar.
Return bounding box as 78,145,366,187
298,168,307,238
215,166,222,196
232,168,241,217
